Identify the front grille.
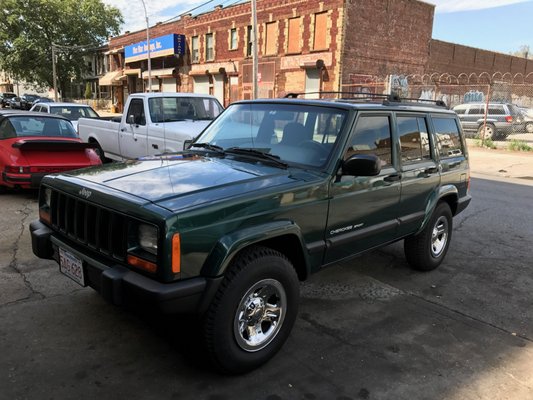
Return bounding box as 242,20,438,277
50,190,129,261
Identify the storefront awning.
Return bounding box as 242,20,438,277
98,71,123,86
141,68,176,79
124,68,141,77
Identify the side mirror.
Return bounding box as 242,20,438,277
127,115,135,125
342,154,381,176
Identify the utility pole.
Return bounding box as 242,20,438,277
251,0,258,99
52,44,58,101
140,0,152,92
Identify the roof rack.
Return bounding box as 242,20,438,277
283,91,447,108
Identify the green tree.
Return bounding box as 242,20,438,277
84,82,93,99
510,45,532,59
0,0,123,97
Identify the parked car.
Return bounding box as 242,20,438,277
452,102,524,140
0,111,101,192
77,92,224,162
0,92,17,108
32,97,54,105
8,96,23,109
30,102,100,130
519,107,533,133
31,94,471,373
20,94,41,110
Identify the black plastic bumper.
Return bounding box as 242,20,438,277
30,220,221,314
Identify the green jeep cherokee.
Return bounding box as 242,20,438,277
31,95,471,373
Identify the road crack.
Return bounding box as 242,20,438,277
8,200,45,301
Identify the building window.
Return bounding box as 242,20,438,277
206,33,214,61
287,17,300,54
313,12,327,50
246,25,253,57
230,28,238,50
265,22,277,55
191,36,199,63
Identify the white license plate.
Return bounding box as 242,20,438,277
59,248,85,286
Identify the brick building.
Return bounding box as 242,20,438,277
99,0,533,111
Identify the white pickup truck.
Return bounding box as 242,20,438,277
78,92,223,161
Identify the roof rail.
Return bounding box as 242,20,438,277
283,91,447,108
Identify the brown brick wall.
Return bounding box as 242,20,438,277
428,39,533,77
342,0,434,81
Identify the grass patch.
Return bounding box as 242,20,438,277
508,140,533,152
475,138,497,149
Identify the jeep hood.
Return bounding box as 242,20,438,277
65,154,305,211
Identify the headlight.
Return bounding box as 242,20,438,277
138,224,158,255
43,188,52,208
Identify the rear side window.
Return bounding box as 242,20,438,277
432,117,464,158
397,116,431,163
453,108,466,115
488,106,505,115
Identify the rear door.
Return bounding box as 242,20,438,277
325,113,402,263
119,98,148,158
395,113,441,237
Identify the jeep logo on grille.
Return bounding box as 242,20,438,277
79,188,92,199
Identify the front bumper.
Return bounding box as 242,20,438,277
30,220,220,314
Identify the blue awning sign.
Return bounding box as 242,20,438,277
125,34,185,63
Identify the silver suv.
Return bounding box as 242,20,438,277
453,102,524,140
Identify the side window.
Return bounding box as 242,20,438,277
127,99,146,126
398,116,431,163
469,106,484,115
432,117,464,158
453,107,466,115
345,115,392,166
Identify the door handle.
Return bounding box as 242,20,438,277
424,167,439,174
152,144,159,149
384,173,401,182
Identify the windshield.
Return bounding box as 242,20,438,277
49,106,99,120
148,96,223,123
0,116,77,139
193,103,348,168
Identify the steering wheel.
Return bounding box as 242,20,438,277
298,140,329,157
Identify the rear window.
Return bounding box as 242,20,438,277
432,117,464,158
49,106,99,120
0,116,77,139
148,97,223,123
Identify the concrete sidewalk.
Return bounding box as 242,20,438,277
467,140,533,185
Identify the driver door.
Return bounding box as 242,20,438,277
119,98,148,158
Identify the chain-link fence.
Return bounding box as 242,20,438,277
339,72,533,138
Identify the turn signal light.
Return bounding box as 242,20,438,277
5,166,30,174
127,254,157,273
172,233,181,274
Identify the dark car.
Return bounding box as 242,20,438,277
8,96,23,109
0,92,17,108
31,94,471,373
20,94,41,110
32,97,54,105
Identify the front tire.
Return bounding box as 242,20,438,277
477,124,496,141
203,246,299,374
404,202,453,271
526,122,533,134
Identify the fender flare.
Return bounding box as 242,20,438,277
200,220,311,279
416,185,458,234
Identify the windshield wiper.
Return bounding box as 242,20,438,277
189,142,225,154
225,147,288,169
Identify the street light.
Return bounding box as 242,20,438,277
140,0,152,92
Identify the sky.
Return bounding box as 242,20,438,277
102,0,533,55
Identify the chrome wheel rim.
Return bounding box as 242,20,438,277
431,216,449,258
234,278,286,352
479,126,493,140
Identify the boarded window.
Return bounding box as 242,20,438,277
287,18,300,54
265,22,277,55
247,25,253,57
313,12,327,50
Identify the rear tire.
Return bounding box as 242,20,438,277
203,246,299,374
404,202,453,271
91,141,108,163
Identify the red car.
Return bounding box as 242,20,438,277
0,111,102,192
